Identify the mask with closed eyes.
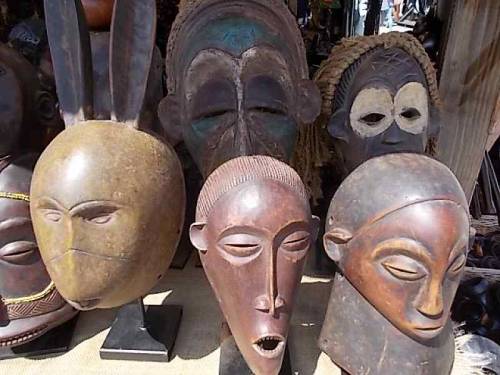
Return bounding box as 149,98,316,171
319,153,470,374
313,32,441,175
190,156,319,375
0,154,77,347
160,0,321,178
30,0,185,310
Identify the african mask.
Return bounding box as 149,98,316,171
0,154,77,348
190,156,319,375
319,153,470,374
313,32,441,175
160,0,321,178
30,0,185,310
0,43,61,157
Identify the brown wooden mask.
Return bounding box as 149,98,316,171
190,156,319,375
30,0,185,310
314,32,441,175
0,154,76,348
0,43,61,157
320,153,470,373
160,0,321,178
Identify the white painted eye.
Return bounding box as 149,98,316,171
350,87,394,138
394,82,429,135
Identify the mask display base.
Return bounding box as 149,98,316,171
100,298,182,362
219,323,292,375
0,314,79,360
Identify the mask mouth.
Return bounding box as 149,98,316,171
253,334,285,358
66,298,100,311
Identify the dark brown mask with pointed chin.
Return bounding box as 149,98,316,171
320,153,470,374
0,154,77,348
314,32,441,175
190,156,319,375
31,0,185,310
160,0,321,178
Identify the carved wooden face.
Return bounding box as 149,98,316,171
0,60,23,157
163,4,320,177
328,48,438,173
30,122,185,310
0,155,75,347
191,179,318,375
325,200,469,342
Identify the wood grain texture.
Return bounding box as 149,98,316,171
437,0,500,201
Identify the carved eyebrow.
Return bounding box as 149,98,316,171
218,225,267,239
69,200,123,215
0,217,31,232
36,197,65,211
372,238,432,264
448,238,468,262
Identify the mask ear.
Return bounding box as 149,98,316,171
190,222,208,253
296,79,322,124
468,227,476,253
323,227,353,262
327,108,349,142
428,105,441,139
158,94,183,146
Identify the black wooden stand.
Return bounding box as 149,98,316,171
100,299,182,362
0,314,79,360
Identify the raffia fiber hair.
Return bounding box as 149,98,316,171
165,0,308,93
196,156,309,221
292,32,440,203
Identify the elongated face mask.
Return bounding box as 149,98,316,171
161,0,320,177
323,154,469,342
0,155,76,347
190,156,318,375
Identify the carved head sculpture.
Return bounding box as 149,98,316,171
30,0,185,310
160,0,321,178
190,156,319,375
0,43,61,157
313,32,441,175
323,153,469,343
0,154,76,347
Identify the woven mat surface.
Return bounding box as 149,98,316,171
0,254,340,375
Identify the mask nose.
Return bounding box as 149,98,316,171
382,123,404,145
253,295,285,315
235,109,253,155
416,280,444,319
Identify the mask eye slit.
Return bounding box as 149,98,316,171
400,108,421,120
360,113,386,125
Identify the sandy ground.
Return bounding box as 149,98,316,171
0,253,341,375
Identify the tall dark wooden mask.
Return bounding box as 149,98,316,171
314,32,441,175
190,156,319,375
30,0,185,310
160,0,321,178
320,153,470,374
0,155,76,348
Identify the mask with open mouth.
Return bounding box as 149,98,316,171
190,156,319,375
0,154,77,347
30,0,185,310
319,153,471,374
160,0,321,178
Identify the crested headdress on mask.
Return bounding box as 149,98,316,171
196,155,308,221
165,0,309,94
293,32,440,203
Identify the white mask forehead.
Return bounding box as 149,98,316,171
394,82,429,135
350,87,393,138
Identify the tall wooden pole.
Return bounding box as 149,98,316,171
437,0,500,201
